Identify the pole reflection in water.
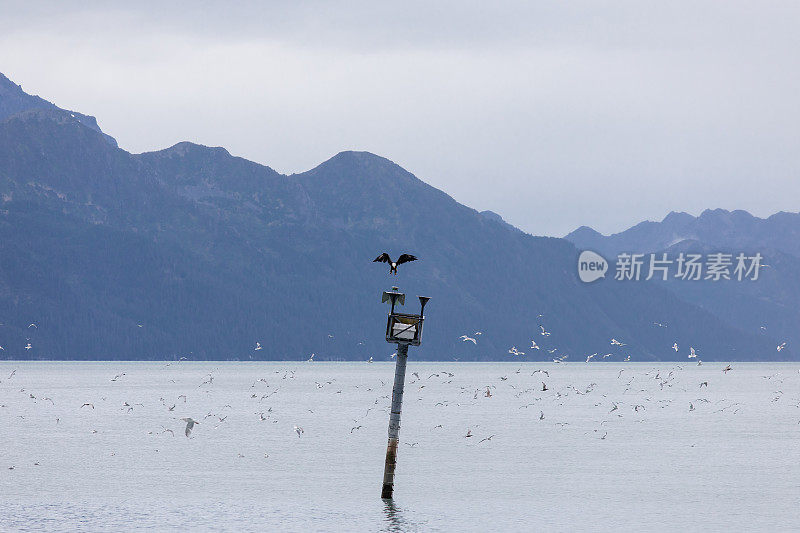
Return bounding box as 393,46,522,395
382,498,414,532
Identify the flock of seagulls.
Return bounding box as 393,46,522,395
455,322,722,367
2,310,795,472
6,309,791,365
3,357,800,485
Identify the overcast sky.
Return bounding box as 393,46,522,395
1,2,798,236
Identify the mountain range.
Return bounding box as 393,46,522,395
566,210,800,357
0,72,793,361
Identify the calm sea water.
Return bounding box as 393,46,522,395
1,361,799,532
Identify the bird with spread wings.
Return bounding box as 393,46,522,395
373,253,417,275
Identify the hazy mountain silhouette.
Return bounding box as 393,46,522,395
566,209,800,259
0,73,117,147
0,73,787,361
565,210,800,356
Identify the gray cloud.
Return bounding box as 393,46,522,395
1,1,798,235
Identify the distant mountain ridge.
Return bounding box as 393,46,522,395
0,72,117,147
0,72,790,361
565,210,800,358
566,209,800,259
479,210,520,233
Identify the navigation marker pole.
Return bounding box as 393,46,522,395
379,287,429,499
381,342,409,499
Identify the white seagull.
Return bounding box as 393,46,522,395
539,325,551,336
181,418,199,437
460,335,477,344
255,342,263,351
610,338,626,346
688,347,697,359
777,342,787,352
672,343,679,352
530,340,540,350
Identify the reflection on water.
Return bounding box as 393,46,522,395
382,498,404,532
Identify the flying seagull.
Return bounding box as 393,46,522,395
181,417,199,437
373,253,417,275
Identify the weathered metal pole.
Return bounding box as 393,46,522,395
381,342,409,499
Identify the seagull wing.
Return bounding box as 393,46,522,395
396,254,417,265
373,253,392,263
